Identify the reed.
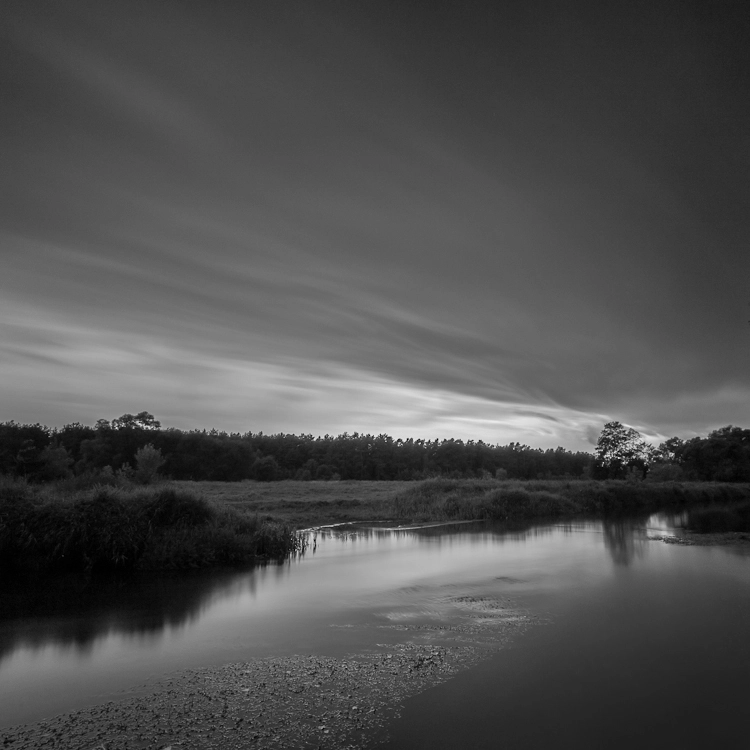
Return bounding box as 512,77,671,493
686,501,750,533
389,478,750,522
0,479,303,574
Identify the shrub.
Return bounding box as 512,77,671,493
315,464,334,481
0,483,302,574
687,502,750,533
252,456,280,482
646,463,685,483
134,443,165,484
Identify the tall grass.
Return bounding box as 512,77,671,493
686,501,750,533
0,477,302,574
390,478,750,522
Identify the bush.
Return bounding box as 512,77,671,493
315,464,334,481
0,483,302,574
646,463,685,483
390,478,750,524
687,502,750,533
252,456,280,482
134,443,165,484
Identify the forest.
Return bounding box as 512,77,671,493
1,412,749,484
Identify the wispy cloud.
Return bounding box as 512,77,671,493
2,1,749,446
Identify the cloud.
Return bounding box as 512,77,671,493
2,1,749,447
0,297,607,449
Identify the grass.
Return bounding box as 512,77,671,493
686,501,750,533
3,476,749,577
179,477,750,527
173,479,414,527
387,478,750,523
0,477,302,575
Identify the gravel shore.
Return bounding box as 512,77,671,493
3,595,532,749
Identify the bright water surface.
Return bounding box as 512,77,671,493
2,514,750,748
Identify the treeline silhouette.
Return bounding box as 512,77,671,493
2,413,749,483
1,412,590,482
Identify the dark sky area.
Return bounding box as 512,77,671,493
2,0,749,450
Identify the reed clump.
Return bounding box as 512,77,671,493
0,477,302,574
390,478,750,522
686,501,750,533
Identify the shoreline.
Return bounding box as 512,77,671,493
650,530,750,547
1,594,534,749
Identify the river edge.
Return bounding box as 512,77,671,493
4,515,746,747
1,594,535,749
649,531,750,547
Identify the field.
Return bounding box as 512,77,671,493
172,479,413,528
182,477,750,528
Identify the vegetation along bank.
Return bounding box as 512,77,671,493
2,476,749,578
3,413,750,576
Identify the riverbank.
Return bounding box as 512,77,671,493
1,647,474,749
3,510,750,747
0,481,301,575
3,478,749,576
1,589,532,748
652,530,750,547
188,477,750,528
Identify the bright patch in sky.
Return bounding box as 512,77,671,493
2,1,749,447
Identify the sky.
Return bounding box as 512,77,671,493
2,0,749,451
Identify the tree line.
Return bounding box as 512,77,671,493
592,421,750,482
2,412,749,483
1,411,590,482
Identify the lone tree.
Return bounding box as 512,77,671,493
594,421,654,479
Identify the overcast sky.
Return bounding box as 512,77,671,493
2,0,749,450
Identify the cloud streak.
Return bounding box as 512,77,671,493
2,0,749,448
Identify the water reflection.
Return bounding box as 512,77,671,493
0,516,665,665
1,513,705,729
602,518,648,566
314,517,658,568
0,560,293,665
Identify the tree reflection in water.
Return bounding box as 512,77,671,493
0,561,289,663
0,516,654,667
602,517,648,566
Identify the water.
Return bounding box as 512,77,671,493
1,515,749,747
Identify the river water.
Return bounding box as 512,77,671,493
1,514,749,747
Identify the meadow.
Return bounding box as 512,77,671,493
186,476,750,527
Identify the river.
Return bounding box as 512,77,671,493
1,514,749,747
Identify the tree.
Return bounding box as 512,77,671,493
112,412,161,431
39,442,74,480
251,455,279,482
134,443,165,484
655,437,684,463
677,426,750,482
594,422,654,479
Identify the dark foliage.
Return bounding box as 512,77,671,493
390,478,750,523
0,480,301,574
4,415,750,485
0,417,592,483
687,501,750,533
674,426,750,482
